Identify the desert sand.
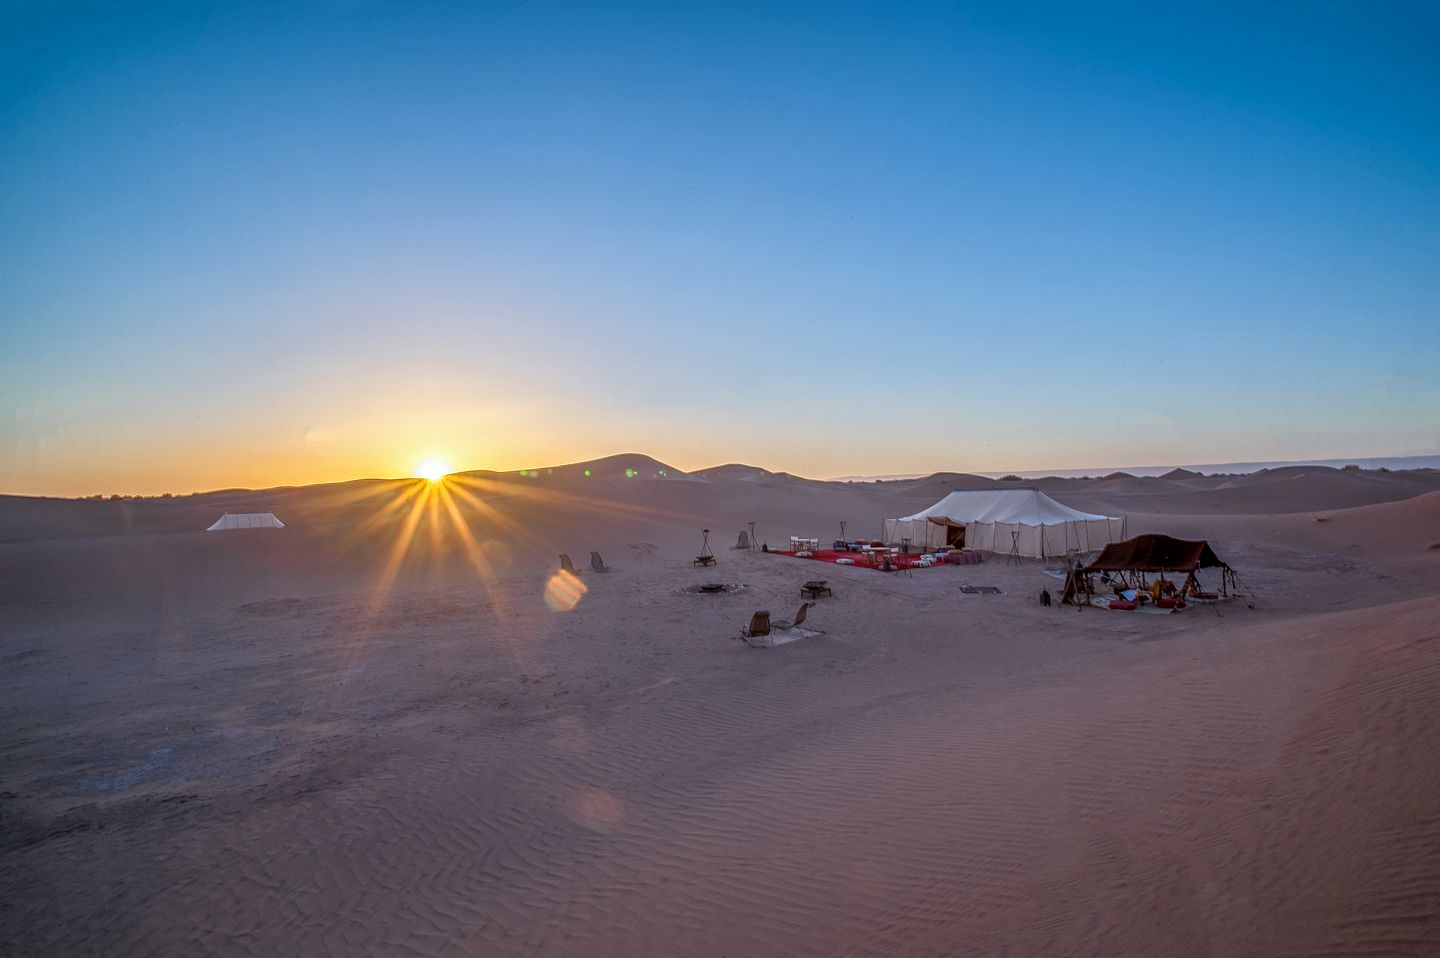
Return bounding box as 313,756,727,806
3,455,1440,956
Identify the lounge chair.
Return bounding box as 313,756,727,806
774,602,810,631
590,551,610,573
559,553,578,575
739,611,771,646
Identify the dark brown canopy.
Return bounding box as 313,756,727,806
1084,534,1228,573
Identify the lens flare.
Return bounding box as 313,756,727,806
544,569,588,612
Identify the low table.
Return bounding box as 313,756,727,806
801,580,833,599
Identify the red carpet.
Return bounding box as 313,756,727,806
770,549,961,571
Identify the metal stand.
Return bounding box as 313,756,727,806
748,522,757,551
1007,530,1022,566
694,528,716,567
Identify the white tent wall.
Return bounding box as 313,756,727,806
884,490,1126,559
962,518,1127,558
883,518,956,550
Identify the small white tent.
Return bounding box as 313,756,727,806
207,512,285,531
884,489,1124,558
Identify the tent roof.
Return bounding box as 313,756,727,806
207,512,285,531
897,488,1120,526
1083,534,1227,572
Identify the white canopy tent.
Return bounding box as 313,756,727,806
883,489,1125,558
207,512,285,531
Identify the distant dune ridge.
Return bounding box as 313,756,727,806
5,452,1436,543
2,452,1440,955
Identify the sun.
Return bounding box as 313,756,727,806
416,459,451,482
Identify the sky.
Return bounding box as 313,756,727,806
2,1,1437,496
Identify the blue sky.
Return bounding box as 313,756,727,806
2,1,1437,495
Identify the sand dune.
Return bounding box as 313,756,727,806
3,462,1439,955
1060,466,1440,517
468,452,693,483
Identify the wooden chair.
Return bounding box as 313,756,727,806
590,551,610,573
739,611,771,646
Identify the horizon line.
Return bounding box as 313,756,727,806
6,451,1438,501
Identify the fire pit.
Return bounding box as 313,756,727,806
676,582,747,596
